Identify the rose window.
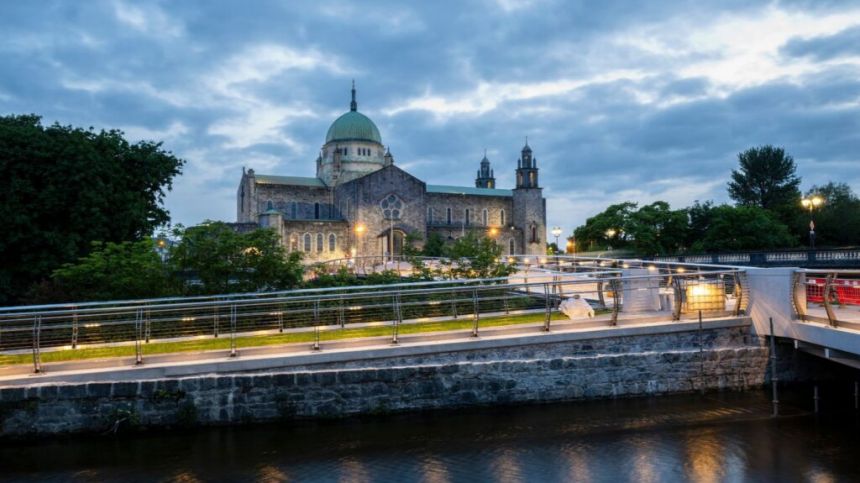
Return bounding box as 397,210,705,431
380,194,403,220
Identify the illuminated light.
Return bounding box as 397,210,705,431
539,258,547,264
676,267,686,273
350,247,357,257
684,283,726,313
354,223,366,235
181,316,196,322
428,301,442,305
507,257,515,263
83,323,100,328
349,306,363,311
488,227,499,236
647,265,658,271
622,263,630,268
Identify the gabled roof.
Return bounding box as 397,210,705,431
254,175,327,188
426,184,513,197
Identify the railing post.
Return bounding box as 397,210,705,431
338,295,345,329
451,289,458,319
823,273,837,327
134,308,143,365
32,315,42,374
610,277,620,326
213,301,220,338
392,293,402,345
698,310,704,394
312,300,321,351
471,288,480,337
671,277,683,321
597,281,606,308
144,306,151,343
71,307,79,350
229,304,237,358
278,307,284,334
503,288,510,315
543,282,551,332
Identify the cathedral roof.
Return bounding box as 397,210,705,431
325,83,382,144
325,110,382,144
426,184,512,197
254,174,326,187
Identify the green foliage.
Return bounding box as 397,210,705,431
694,205,795,252
798,182,860,247
0,114,184,304
572,202,636,251
625,201,690,256
727,145,801,224
169,221,303,294
421,232,446,257
445,232,516,278
40,239,173,302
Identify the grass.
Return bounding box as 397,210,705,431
0,311,574,366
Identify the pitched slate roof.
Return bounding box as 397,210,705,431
426,184,513,197
254,175,327,187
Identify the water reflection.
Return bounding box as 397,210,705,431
2,392,860,482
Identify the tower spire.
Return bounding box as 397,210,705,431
350,80,357,111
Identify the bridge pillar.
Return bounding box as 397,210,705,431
746,267,799,338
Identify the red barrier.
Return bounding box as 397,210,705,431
807,278,860,305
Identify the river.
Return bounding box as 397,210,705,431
2,389,859,482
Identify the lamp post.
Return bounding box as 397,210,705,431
605,228,617,251
801,196,824,249
551,226,562,268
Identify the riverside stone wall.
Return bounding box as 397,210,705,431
0,326,770,438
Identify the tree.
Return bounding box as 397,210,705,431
727,145,801,224
697,205,795,252
169,222,303,294
0,115,184,304
625,201,689,255
421,232,446,257
800,182,860,247
571,202,636,251
34,240,174,302
445,232,514,278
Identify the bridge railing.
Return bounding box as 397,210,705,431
645,248,860,267
0,265,746,374
793,269,860,329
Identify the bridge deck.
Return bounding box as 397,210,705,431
0,313,750,386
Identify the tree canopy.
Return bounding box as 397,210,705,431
727,145,801,223
169,222,304,295
799,182,860,247
0,114,184,304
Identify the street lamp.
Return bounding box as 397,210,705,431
551,226,562,253
605,228,617,251
801,196,824,249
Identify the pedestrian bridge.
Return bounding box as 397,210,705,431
1,255,859,383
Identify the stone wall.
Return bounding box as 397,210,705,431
0,326,770,438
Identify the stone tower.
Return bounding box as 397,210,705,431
475,151,496,188
512,140,546,255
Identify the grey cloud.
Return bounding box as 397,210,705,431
781,26,860,61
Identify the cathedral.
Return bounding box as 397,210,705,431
236,84,547,262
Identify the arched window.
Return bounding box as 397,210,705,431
316,233,324,252
465,208,471,226
328,233,336,252
266,200,274,211
509,239,515,255
290,202,297,219
314,202,320,220
427,207,433,223
303,233,311,252
446,207,452,224
482,208,488,226
500,209,506,226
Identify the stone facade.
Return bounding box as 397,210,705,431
234,87,547,262
0,325,772,437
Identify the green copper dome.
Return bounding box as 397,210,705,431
325,110,382,144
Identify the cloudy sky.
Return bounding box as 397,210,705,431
2,1,859,237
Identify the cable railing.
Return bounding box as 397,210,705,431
0,266,747,375
793,269,860,329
